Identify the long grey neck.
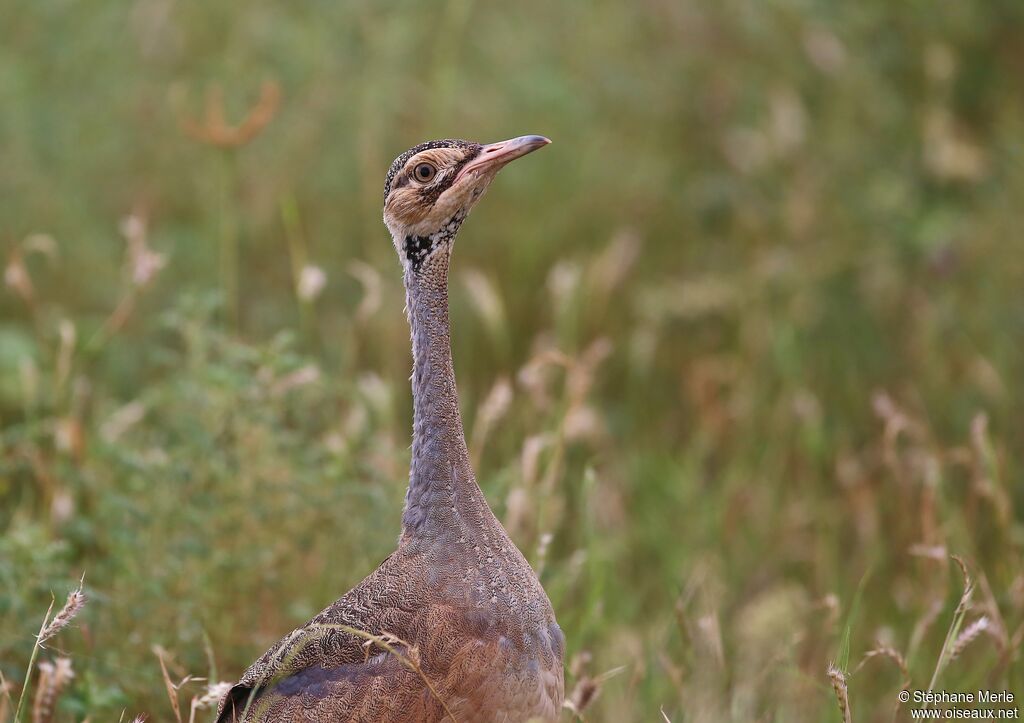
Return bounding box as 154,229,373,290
400,251,483,538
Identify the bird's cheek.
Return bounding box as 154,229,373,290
388,194,430,228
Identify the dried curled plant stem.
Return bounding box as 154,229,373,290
180,80,280,149
853,645,909,685
854,645,910,720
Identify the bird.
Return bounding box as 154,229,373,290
217,135,564,723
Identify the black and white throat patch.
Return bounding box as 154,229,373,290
403,211,468,272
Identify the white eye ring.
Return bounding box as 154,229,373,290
413,163,437,183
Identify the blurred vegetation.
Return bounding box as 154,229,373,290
2,0,1023,720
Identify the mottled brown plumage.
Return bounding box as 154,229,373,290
218,136,563,723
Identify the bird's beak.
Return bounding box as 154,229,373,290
455,135,551,183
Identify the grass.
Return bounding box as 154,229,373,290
2,0,1023,720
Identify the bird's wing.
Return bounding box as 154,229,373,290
216,553,434,722
218,653,450,723
217,595,512,723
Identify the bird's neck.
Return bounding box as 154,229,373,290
401,254,484,538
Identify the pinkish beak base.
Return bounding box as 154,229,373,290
454,135,551,183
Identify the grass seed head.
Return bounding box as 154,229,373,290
949,616,991,662
827,664,852,723
37,585,86,646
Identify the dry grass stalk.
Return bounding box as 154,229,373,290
189,681,232,723
695,612,726,672
30,662,53,723
974,571,1010,655
269,364,321,398
951,555,973,610
3,235,57,309
562,654,625,720
908,544,947,562
12,600,55,723
195,682,232,710
470,376,513,467
924,555,974,706
5,251,35,304
655,651,684,694
31,658,73,723
347,261,382,322
1,672,15,723
54,319,76,405
826,664,852,723
534,531,554,578
564,677,599,719
908,598,945,663
853,645,909,684
872,392,926,453
37,583,85,646
154,647,184,723
122,214,166,289
87,213,167,352
462,270,506,340
819,593,841,629
588,229,641,298
296,265,326,303
1010,623,1024,660
968,413,1012,527
854,645,910,720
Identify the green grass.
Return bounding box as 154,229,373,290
2,1,1023,720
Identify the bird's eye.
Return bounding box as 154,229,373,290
413,163,436,182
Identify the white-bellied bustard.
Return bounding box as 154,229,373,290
218,136,564,723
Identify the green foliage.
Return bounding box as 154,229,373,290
2,1,1023,720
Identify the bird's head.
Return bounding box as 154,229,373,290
382,135,550,274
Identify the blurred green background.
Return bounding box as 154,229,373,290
2,1,1023,720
